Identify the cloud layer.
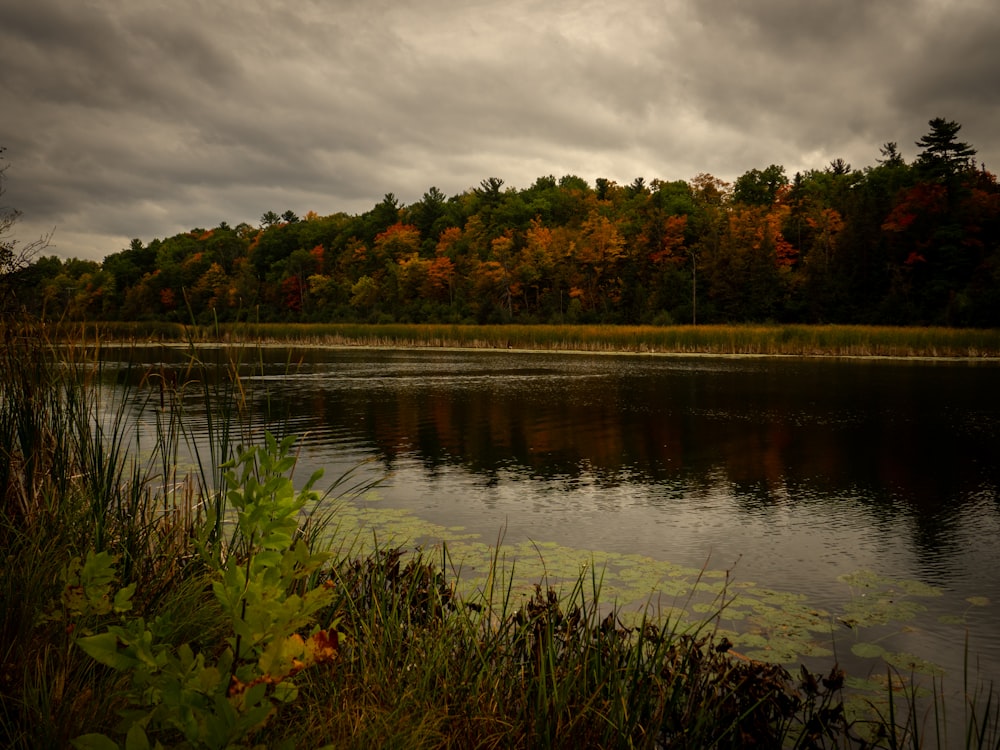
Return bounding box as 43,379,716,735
4,0,999,260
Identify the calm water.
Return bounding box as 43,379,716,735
102,345,1000,687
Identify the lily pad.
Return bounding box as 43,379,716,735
322,499,960,670
844,675,886,693
838,569,940,598
719,608,749,621
840,596,926,627
895,579,942,597
838,569,885,589
882,650,945,677
743,639,831,664
733,632,771,650
966,595,990,607
851,642,887,659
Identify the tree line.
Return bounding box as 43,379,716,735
10,118,1000,327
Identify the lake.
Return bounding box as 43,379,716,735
102,344,1000,701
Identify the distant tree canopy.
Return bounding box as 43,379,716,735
14,119,1000,327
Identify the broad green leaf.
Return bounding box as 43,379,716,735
258,634,304,680
273,680,299,703
71,733,120,750
77,632,138,671
124,724,150,750
304,467,324,490
243,680,269,710
196,664,224,693
81,549,119,589
114,583,137,613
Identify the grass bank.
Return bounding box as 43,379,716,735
84,321,1000,358
2,322,998,749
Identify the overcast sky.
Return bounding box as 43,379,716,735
3,0,999,262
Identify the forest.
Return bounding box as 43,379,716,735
7,118,1000,328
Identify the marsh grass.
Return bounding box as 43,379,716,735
854,661,1000,750
87,321,1000,358
2,319,997,749
260,546,852,749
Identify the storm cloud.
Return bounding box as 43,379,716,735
3,0,998,260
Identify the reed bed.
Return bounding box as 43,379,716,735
2,321,998,749
83,321,1000,358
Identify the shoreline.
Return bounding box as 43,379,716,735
15,320,1000,358
91,337,1000,363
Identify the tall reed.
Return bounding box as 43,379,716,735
89,321,1000,358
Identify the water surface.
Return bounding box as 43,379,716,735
104,345,1000,689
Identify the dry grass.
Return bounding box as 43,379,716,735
78,321,1000,358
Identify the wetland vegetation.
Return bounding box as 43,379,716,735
3,322,999,749
47,320,1000,358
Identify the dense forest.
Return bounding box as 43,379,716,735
7,118,1000,327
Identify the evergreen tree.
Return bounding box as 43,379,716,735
914,118,977,180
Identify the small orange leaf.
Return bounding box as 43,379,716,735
305,629,340,665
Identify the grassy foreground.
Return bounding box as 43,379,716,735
2,323,998,749
80,321,1000,358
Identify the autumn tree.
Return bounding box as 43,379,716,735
701,202,797,322
518,218,559,313
204,223,248,274
392,253,431,306
373,223,421,265
573,210,625,313
798,206,845,319
881,168,999,324
880,119,992,324
686,174,732,323
280,247,321,315
432,226,469,309
361,194,402,243
488,231,519,318
424,253,456,304
188,262,232,317
13,117,999,328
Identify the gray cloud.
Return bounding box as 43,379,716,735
3,0,998,261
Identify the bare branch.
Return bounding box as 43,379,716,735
1,147,54,315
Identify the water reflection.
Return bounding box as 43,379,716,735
261,352,998,515
102,345,1000,676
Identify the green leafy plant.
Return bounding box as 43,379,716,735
49,550,137,630
72,432,343,750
